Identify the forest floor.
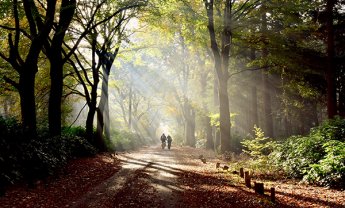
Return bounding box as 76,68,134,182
0,146,344,208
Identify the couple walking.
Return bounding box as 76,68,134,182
160,133,172,150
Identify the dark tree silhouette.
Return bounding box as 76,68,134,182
0,0,56,138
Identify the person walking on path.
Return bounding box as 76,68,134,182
167,135,172,150
160,133,167,149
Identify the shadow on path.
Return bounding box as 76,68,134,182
71,146,345,208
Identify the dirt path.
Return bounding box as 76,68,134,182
66,146,257,208
70,146,345,208
1,146,344,208
72,146,185,208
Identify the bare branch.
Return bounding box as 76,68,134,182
68,102,88,128
64,3,145,62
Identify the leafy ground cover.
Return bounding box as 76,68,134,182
0,154,120,208
0,146,344,208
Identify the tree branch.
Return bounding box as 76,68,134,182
3,76,19,90
64,3,146,62
68,102,88,129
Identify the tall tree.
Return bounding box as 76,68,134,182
260,3,274,137
46,0,76,136
0,0,56,138
325,0,336,118
203,0,259,152
66,0,145,148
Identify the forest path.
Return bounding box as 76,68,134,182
71,146,345,208
72,145,200,208
1,145,345,207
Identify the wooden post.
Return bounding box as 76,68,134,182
240,168,244,178
254,182,264,195
244,171,251,188
270,187,275,202
216,162,220,168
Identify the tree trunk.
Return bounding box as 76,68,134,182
97,48,118,141
47,0,76,136
86,105,96,142
204,0,232,153
219,77,231,152
86,66,99,142
199,55,213,149
98,66,111,139
185,101,196,147
251,86,258,129
19,68,37,138
214,68,219,108
339,78,345,117
205,116,214,149
214,127,220,150
284,116,292,136
88,33,101,148
261,7,274,138
128,83,133,131
48,57,63,136
326,0,337,118
262,72,273,137
188,110,196,147
96,108,106,151
250,48,258,133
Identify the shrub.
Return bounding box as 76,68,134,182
275,117,345,187
304,140,345,187
0,117,96,190
62,127,97,157
317,117,345,142
241,126,278,174
277,133,326,178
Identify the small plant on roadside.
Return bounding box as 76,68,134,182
241,126,278,175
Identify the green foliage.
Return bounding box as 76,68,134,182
209,113,220,128
273,117,345,187
276,134,325,178
61,127,97,157
316,117,345,142
0,117,96,190
242,126,277,158
209,113,237,129
241,126,278,174
304,140,345,187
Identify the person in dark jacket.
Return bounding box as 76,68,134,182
167,135,172,150
160,133,167,149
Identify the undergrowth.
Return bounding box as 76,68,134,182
235,117,345,188
0,116,96,194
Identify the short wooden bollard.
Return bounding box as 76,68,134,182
240,168,244,178
216,162,220,168
270,187,275,202
244,171,251,188
254,182,264,195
